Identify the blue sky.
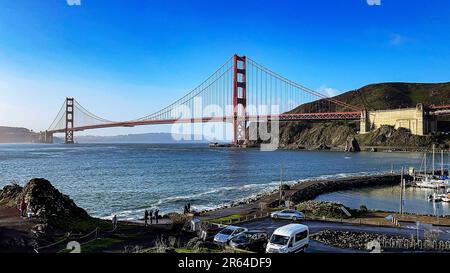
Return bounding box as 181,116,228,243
0,0,449,136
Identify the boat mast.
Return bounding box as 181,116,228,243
432,144,435,177
441,149,444,177
424,151,427,179
400,167,404,215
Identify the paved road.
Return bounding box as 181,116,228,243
236,218,450,253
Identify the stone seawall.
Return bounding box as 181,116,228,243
288,174,407,204
201,174,407,219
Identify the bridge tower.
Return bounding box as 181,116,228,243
65,97,74,144
232,54,247,145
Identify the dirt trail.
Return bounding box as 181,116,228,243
0,205,36,252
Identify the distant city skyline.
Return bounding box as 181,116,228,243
1,0,449,137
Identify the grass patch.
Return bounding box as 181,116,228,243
80,237,124,253
210,214,242,223
175,248,194,253
61,217,113,233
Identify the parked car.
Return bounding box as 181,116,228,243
271,209,304,221
266,224,309,253
213,225,248,245
229,230,269,252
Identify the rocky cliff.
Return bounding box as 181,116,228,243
248,121,450,151
271,82,450,151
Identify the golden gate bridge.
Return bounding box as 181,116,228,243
41,54,449,145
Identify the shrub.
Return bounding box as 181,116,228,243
167,212,191,233
359,205,368,213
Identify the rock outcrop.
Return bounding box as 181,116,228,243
0,178,90,233
345,136,361,152
0,183,22,206
357,125,437,148
19,178,89,220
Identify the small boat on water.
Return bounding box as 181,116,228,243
428,193,443,202
440,193,450,202
415,148,450,189
415,177,448,189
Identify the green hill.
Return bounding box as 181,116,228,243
290,82,450,113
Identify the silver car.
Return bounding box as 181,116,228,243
213,226,248,245
271,209,304,221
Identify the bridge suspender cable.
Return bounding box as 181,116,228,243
45,54,363,143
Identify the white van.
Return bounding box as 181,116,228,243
265,224,309,253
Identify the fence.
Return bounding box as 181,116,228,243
34,225,118,253
378,238,450,252
304,215,399,228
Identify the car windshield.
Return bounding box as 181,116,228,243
234,234,250,242
219,228,235,235
270,234,290,246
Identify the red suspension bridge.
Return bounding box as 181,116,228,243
42,54,449,145
42,55,362,144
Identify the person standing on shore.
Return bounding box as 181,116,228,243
19,198,26,217
155,209,159,224
144,210,149,227
112,215,118,230
149,209,153,225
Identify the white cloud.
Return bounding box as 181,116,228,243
389,33,408,46
66,0,81,6
318,85,338,97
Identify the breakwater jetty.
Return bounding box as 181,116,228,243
200,173,407,220
288,174,408,204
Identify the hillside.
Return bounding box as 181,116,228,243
0,126,39,143
290,82,450,113
275,82,450,150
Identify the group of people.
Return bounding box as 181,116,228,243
143,208,159,227
18,197,27,217
183,203,191,214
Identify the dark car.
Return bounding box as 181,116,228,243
228,230,269,252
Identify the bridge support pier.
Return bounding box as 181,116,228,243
38,131,53,143
360,109,369,134
65,97,75,144
232,54,247,146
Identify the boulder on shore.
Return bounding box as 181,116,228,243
345,136,361,152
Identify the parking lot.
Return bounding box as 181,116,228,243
228,218,450,253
